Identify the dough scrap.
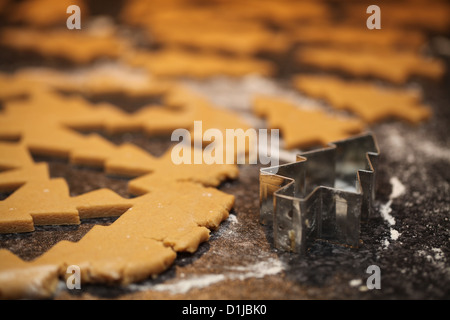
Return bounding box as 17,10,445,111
252,95,364,149
287,24,425,51
0,180,234,299
0,27,129,64
0,88,240,231
124,0,293,55
0,80,241,298
296,47,445,84
121,0,330,30
0,67,172,98
293,75,431,124
143,17,289,56
125,49,275,78
0,142,50,192
0,70,254,167
0,75,251,162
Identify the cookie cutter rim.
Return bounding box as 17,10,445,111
259,132,380,254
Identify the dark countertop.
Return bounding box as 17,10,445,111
1,103,448,300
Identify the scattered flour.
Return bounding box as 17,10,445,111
348,278,370,292
349,278,362,287
227,214,238,224
226,258,284,280
384,228,401,248
417,248,448,273
417,140,450,162
380,177,405,248
129,258,284,295
390,228,401,241
182,75,321,114
382,122,450,163
145,274,226,295
380,177,405,227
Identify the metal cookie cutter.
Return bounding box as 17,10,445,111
259,133,380,254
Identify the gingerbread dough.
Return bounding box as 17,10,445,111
252,95,364,149
296,47,445,84
125,49,275,78
4,67,172,97
0,27,128,64
0,79,241,298
293,75,431,124
0,180,234,299
287,24,425,51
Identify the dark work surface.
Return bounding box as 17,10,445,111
0,1,449,300
0,81,448,300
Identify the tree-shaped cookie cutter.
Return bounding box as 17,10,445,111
259,133,380,253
